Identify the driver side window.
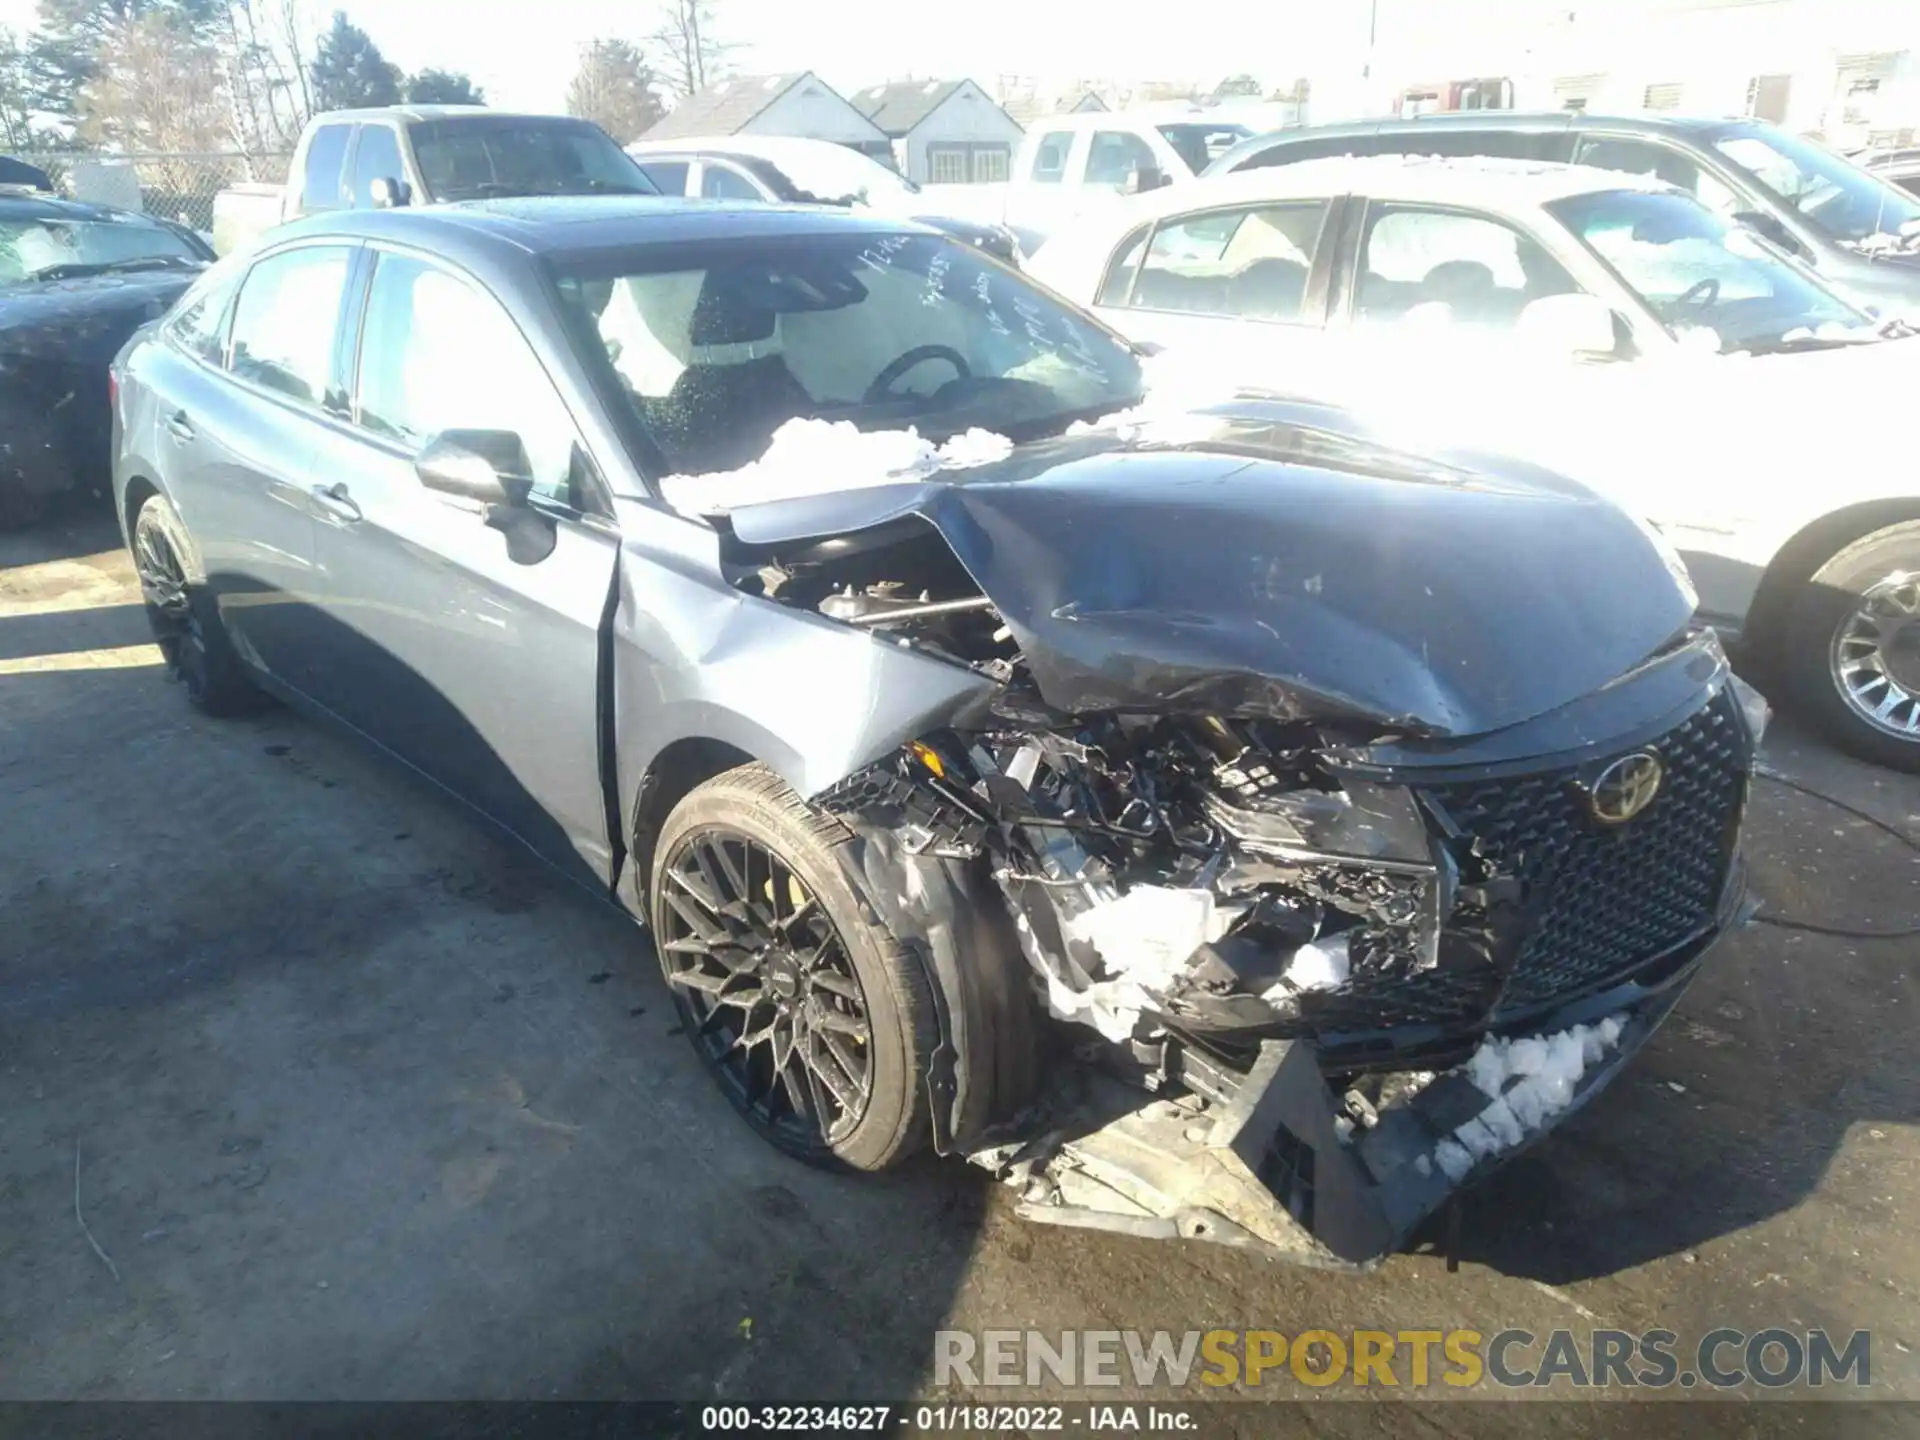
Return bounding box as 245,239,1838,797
354,252,593,511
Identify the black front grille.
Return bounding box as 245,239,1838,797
1421,689,1749,1011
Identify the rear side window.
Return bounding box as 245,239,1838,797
1029,131,1072,183
1127,202,1329,321
1096,228,1150,306
350,124,406,206
638,160,690,194
1574,135,1742,213
300,125,353,212
168,260,246,365
227,246,353,406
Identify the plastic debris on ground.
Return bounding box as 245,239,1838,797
1430,1014,1627,1183
659,416,1013,517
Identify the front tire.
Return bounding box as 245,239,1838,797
131,493,262,716
1783,520,1920,772
649,764,941,1171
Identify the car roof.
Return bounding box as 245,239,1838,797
308,106,592,126
1150,153,1661,219
0,190,170,225
629,133,864,162
1208,110,1759,174
1028,155,1668,284
270,195,936,262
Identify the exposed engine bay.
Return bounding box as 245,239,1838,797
718,507,1755,1266
690,401,1758,1267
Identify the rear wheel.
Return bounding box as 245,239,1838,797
1783,520,1920,772
132,493,262,716
649,764,940,1170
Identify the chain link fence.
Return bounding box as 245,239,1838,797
12,152,291,235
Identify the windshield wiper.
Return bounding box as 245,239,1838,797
1736,332,1880,356
29,255,200,282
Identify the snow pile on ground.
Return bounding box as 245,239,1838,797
1430,1014,1628,1183
659,417,1014,516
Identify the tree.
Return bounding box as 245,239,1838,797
649,0,728,101
0,27,40,148
218,0,315,158
405,68,483,104
29,0,225,121
566,39,662,143
78,10,234,185
308,11,399,111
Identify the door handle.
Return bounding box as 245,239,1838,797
310,481,362,523
164,410,194,442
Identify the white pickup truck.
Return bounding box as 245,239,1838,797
210,105,654,255
920,109,1256,250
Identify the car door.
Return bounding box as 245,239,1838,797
1084,198,1341,383
347,121,409,207
157,242,356,689
302,245,620,886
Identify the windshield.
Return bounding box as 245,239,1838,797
1549,187,1874,354
412,120,659,201
0,212,201,283
1157,122,1254,176
768,145,918,205
554,231,1143,477
1710,124,1920,246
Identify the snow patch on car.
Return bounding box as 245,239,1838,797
659,416,1014,516
1431,1013,1627,1182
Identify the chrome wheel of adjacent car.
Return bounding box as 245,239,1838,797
1831,572,1920,740
657,826,875,1152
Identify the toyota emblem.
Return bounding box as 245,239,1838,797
1587,751,1664,825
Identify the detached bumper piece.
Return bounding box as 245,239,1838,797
973,876,1742,1269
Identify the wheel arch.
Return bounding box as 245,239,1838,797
1741,498,1920,675
625,733,761,913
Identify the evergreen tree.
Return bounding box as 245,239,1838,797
308,11,400,111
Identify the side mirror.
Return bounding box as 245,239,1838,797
1515,293,1620,360
1123,164,1169,196
1731,208,1798,253
414,430,533,506
369,176,412,210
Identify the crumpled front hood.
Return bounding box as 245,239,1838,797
725,398,1697,737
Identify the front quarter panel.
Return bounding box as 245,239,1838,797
610,498,997,876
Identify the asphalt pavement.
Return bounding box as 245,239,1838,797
1,507,1916,1435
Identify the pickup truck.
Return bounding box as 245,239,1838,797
919,109,1254,249
210,105,656,255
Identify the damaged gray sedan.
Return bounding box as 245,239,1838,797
112,198,1761,1268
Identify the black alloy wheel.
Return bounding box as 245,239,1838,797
656,827,875,1155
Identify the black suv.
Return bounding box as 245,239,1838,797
1208,113,1920,312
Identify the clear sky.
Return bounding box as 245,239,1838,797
0,0,1386,113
